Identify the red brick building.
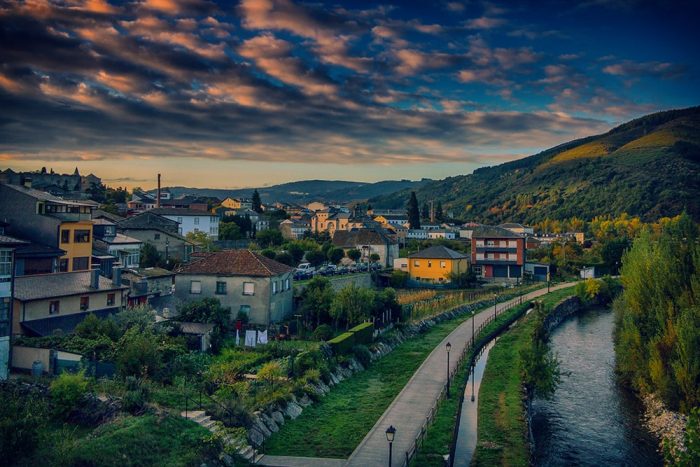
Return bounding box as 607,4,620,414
471,226,526,281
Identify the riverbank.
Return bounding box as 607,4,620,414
642,393,688,462
471,288,576,466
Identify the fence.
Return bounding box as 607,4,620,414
401,293,530,467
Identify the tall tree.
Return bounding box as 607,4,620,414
435,201,444,222
421,203,430,220
407,191,421,229
252,189,263,213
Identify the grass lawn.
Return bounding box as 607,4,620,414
471,288,574,467
17,414,213,467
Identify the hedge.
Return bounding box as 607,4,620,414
348,322,374,345
328,332,355,354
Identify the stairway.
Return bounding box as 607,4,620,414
181,410,264,464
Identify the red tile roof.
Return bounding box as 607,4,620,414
177,249,294,277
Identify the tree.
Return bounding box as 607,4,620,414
252,189,263,213
330,285,374,329
140,243,162,268
520,302,561,400
275,252,294,266
116,328,162,378
219,222,243,241
261,248,276,259
421,203,430,220
177,298,231,331
305,250,326,267
327,247,345,264
407,191,421,229
369,253,381,263
601,237,631,273
347,248,361,262
185,231,214,252
301,276,334,327
256,229,283,248
435,201,444,222
286,243,305,263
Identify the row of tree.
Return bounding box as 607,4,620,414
614,213,700,413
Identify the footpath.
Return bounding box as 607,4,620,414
260,282,576,467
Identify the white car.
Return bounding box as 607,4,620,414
296,263,315,273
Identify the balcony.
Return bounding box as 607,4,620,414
475,246,517,253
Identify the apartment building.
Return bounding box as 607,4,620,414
471,226,526,281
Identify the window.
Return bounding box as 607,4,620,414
216,281,227,295
60,229,70,244
190,281,202,294
79,296,89,311
285,278,290,290
440,261,446,268
428,261,432,268
74,229,91,243
239,305,251,315
0,250,11,276
0,298,10,336
194,217,200,225
243,282,255,295
413,260,420,267
272,281,277,294
107,293,115,306
72,257,89,271
155,233,161,240
59,258,69,272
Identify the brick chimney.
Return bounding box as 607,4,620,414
157,173,161,208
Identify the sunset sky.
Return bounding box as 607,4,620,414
1,0,698,189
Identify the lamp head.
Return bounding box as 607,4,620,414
385,425,396,442
446,342,452,352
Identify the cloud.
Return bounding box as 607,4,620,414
465,17,506,29
602,60,688,79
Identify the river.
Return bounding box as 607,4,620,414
531,307,662,466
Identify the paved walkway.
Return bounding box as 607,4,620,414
345,282,576,467
260,283,576,467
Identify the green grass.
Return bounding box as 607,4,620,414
18,414,213,467
472,288,574,467
264,309,484,458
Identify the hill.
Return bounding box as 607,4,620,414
158,179,430,205
371,106,700,223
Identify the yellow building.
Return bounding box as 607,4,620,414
406,245,469,285
58,220,94,272
311,210,350,235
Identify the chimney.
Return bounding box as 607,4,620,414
112,267,122,287
157,173,161,208
90,268,100,289
22,176,32,189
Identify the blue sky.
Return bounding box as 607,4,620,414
0,0,698,189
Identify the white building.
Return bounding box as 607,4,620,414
1,230,27,379
428,229,457,240
407,229,428,240
150,208,219,240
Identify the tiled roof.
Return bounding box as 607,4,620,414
332,229,397,247
15,241,64,257
471,225,523,239
176,249,294,277
125,267,175,278
408,245,468,260
118,211,179,229
498,223,530,229
15,271,127,302
0,234,28,247
0,183,93,206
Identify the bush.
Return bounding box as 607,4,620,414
313,324,334,341
0,383,48,464
389,270,409,288
121,377,151,414
328,332,355,354
50,370,89,418
348,322,374,345
116,328,162,378
352,345,371,367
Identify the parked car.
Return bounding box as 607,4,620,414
296,262,315,274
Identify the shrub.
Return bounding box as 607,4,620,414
352,344,371,367
348,322,374,345
389,270,409,288
50,370,89,418
116,327,162,378
121,377,151,414
327,332,355,354
257,361,284,389
313,324,334,341
0,383,48,464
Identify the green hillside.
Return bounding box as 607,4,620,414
371,106,700,223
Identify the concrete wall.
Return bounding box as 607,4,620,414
120,228,193,261
16,290,124,323
0,184,59,246
163,214,219,239
175,272,294,325
12,345,51,373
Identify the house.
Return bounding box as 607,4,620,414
161,195,210,212
0,183,94,272
331,229,399,268
12,269,128,337
1,233,26,379
459,222,486,239
128,190,157,213
149,208,219,240
407,229,429,240
93,219,143,270
405,246,469,285
220,197,253,211
373,214,408,228
279,219,311,240
14,241,65,276
471,226,526,281
175,250,294,325
427,229,457,240
306,201,328,212
311,209,351,236
122,267,175,307
526,236,542,250
524,262,551,281
498,223,534,236
117,211,195,262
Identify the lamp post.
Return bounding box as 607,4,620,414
471,364,475,402
547,272,550,293
471,310,475,348
386,425,396,467
493,293,497,321
446,342,452,398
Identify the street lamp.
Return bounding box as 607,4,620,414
471,364,475,402
446,342,452,398
385,425,396,467
471,310,475,348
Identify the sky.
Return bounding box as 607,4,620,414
0,0,698,190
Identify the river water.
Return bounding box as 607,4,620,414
531,307,662,466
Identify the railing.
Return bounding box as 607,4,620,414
401,293,529,466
